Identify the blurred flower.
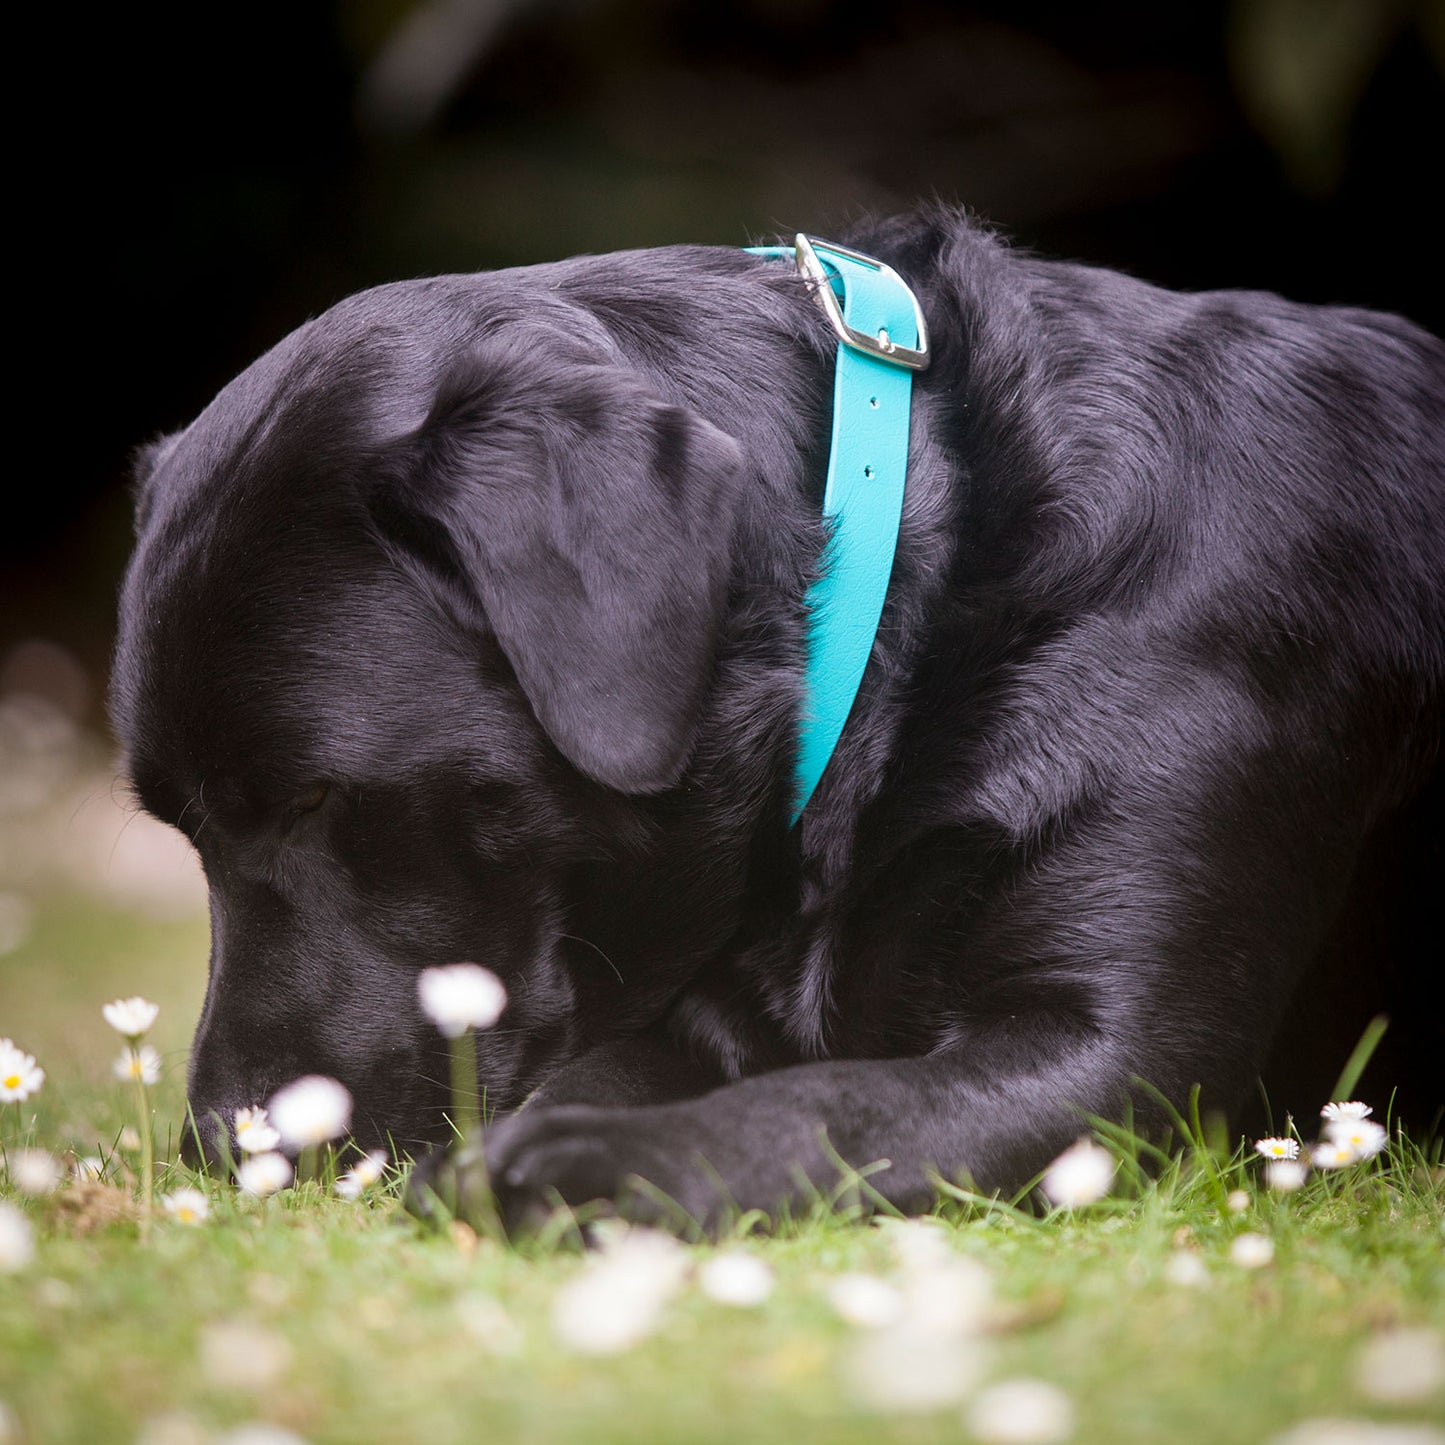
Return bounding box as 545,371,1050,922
0,1039,44,1101
0,1201,34,1272
1254,1137,1299,1160
134,1409,209,1445
1229,1233,1275,1269
417,963,507,1038
119,1127,141,1151
875,1216,955,1272
1040,1139,1115,1208
236,1152,293,1197
1265,1159,1309,1192
1353,1326,1445,1405
453,1293,522,1355
199,1318,291,1391
966,1378,1076,1444
335,1150,388,1200
551,1228,687,1354
33,1277,73,1309
113,1044,161,1085
699,1251,774,1307
215,1426,310,1445
71,1156,107,1182
102,996,159,1041
1311,1140,1360,1170
0,891,34,957
825,1273,905,1329
266,1076,352,1150
1226,1189,1251,1214
161,1189,210,1225
1320,1101,1372,1122
845,1326,986,1413
7,1149,62,1196
1323,1117,1387,1160
901,1257,994,1337
1164,1250,1210,1288
1267,1419,1445,1445
233,1106,280,1155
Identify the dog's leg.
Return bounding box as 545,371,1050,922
460,1044,1119,1234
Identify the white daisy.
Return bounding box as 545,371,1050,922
0,1201,35,1273
266,1075,352,1149
1226,1189,1251,1214
846,1326,987,1413
198,1319,292,1391
335,1150,388,1200
215,1427,309,1445
900,1257,995,1338
551,1233,687,1354
102,996,160,1041
233,1106,280,1155
0,1039,44,1102
966,1378,1076,1444
113,1044,161,1085
1228,1232,1275,1269
1265,1159,1309,1192
236,1151,293,1197
1323,1117,1388,1159
417,963,507,1038
825,1273,905,1329
698,1251,774,1307
1354,1326,1445,1405
7,1149,62,1196
1040,1139,1116,1208
1311,1139,1360,1170
161,1188,211,1225
1254,1137,1300,1160
453,1293,522,1355
71,1155,107,1182
1164,1250,1210,1288
875,1216,955,1272
1320,1100,1372,1122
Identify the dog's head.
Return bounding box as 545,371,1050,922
111,267,773,1158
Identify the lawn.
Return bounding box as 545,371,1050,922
2,748,1443,1445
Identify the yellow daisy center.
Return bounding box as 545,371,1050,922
3,1073,20,1090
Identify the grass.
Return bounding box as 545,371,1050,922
3,891,1444,1445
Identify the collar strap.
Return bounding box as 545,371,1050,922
745,235,929,825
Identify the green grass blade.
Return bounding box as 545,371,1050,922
1327,1013,1390,1103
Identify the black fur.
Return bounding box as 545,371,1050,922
112,207,1444,1228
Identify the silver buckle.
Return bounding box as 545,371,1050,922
793,233,930,372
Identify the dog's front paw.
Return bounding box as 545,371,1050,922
407,1104,726,1237
491,1105,704,1233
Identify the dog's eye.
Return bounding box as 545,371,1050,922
288,782,330,818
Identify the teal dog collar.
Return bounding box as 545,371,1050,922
746,235,929,825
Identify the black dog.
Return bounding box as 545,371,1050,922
112,207,1444,1228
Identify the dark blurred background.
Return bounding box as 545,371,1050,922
8,0,1444,730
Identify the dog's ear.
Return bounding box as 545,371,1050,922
129,431,185,534
398,347,746,793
